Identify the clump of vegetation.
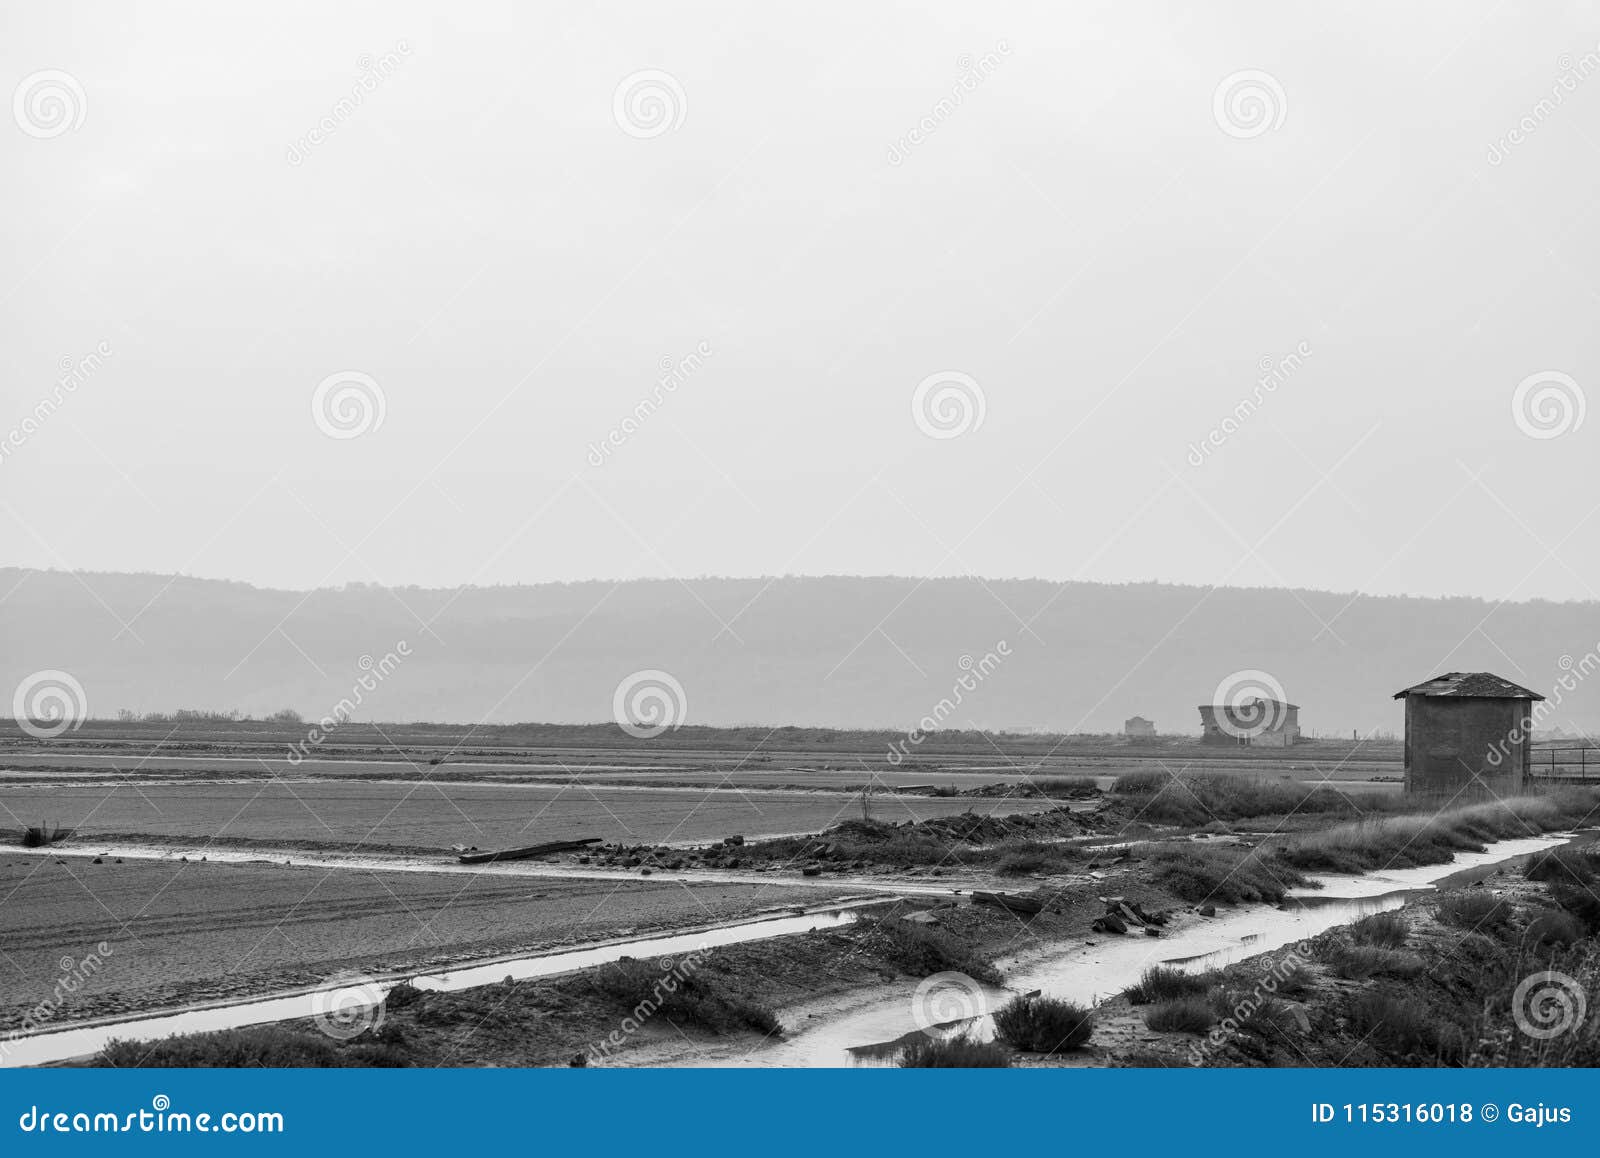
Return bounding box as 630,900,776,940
1525,845,1599,885
857,917,1002,986
1271,960,1315,998
1279,791,1600,875
384,981,424,1011
99,1027,410,1068
20,822,68,848
992,841,1079,876
898,1033,1011,1067
992,995,1094,1053
1145,843,1304,904
1325,945,1425,981
1524,908,1587,950
1124,965,1218,1005
1143,996,1215,1034
1112,771,1377,826
1028,776,1100,798
1234,996,1304,1040
1349,910,1408,948
1346,989,1466,1064
1437,892,1513,933
590,958,780,1035
1549,880,1600,934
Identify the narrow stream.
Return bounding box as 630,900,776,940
749,834,1572,1067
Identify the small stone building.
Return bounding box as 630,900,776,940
1197,699,1300,746
1124,715,1156,738
1392,672,1543,795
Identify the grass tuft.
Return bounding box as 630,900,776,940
992,995,1094,1053
1349,910,1408,948
1143,996,1215,1034
1124,965,1217,1005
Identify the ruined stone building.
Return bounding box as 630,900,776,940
1197,699,1301,747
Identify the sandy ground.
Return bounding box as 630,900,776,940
0,852,858,1033
0,780,1048,852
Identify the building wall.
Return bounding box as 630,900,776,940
1198,704,1300,746
1403,697,1528,795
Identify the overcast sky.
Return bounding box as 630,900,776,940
5,2,1600,602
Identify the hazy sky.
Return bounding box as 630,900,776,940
6,2,1600,602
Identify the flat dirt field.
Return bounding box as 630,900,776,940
0,781,1049,852
0,852,856,1032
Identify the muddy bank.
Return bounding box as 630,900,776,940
0,852,859,1037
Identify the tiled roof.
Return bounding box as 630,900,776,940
1391,671,1544,701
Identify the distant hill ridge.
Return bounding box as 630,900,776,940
2,569,1594,735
